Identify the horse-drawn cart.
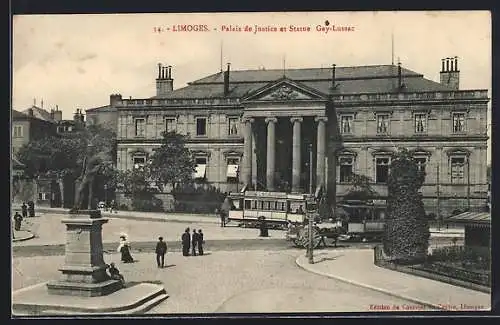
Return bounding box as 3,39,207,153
286,222,344,249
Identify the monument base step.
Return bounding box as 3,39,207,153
13,282,168,316
46,279,123,297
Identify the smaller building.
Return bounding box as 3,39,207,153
447,211,490,249
85,94,119,132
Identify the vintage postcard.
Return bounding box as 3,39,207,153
11,11,491,316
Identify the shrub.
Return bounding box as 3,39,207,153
383,148,430,263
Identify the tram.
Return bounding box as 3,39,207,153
338,199,386,241
227,190,308,229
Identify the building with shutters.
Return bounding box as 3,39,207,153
94,58,489,215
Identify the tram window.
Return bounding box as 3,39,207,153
251,200,257,209
244,200,251,209
280,202,286,211
259,201,264,210
263,201,269,210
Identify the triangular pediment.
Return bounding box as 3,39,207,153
243,78,327,102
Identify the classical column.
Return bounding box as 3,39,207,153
315,116,328,189
265,117,277,191
242,117,254,186
290,117,303,193
251,130,258,189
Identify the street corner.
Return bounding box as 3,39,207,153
12,230,35,242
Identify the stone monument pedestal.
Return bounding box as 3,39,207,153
13,209,168,315
46,210,122,297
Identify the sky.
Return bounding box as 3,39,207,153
12,11,491,160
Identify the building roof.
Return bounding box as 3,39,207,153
86,105,116,113
12,110,27,119
447,211,491,225
21,106,54,122
12,108,55,123
152,64,454,99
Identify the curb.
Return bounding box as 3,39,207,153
13,231,35,242
26,208,219,225
295,255,446,311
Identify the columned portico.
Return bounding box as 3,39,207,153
315,116,327,188
265,117,277,191
290,117,303,193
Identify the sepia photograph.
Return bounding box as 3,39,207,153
11,11,491,316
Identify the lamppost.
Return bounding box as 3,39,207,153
308,143,314,264
104,184,108,207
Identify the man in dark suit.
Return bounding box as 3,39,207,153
155,237,168,268
191,229,199,256
181,228,191,256
197,229,204,256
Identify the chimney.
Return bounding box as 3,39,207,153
110,93,123,106
50,109,54,120
440,56,460,90
53,105,62,121
28,108,34,117
331,64,337,89
156,63,174,97
224,63,231,96
73,109,80,122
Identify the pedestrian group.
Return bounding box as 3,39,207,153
182,227,205,256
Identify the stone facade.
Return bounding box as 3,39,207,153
95,59,488,217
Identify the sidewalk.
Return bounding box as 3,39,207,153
11,206,220,225
296,249,490,312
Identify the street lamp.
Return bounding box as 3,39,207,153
308,143,314,264
104,184,108,207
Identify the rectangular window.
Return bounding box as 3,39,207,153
340,115,353,134
452,112,466,133
414,157,427,173
165,118,176,133
375,158,390,183
133,155,146,169
414,113,427,133
376,114,390,134
245,200,251,209
339,157,354,183
135,118,146,137
13,125,23,137
228,117,239,135
227,157,240,180
196,117,207,136
38,192,47,200
194,157,207,179
451,157,465,183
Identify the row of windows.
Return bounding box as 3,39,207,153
131,155,241,180
133,117,240,137
339,112,467,135
338,156,468,184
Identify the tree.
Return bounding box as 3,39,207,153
115,165,163,212
16,124,117,208
383,148,430,264
149,131,196,191
342,173,377,202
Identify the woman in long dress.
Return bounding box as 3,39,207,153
117,235,134,263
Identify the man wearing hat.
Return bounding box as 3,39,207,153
155,236,168,268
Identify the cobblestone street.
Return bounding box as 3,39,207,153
13,249,429,314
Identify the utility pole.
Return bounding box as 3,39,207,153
436,165,441,231
308,143,314,264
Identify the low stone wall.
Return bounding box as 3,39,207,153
373,245,490,294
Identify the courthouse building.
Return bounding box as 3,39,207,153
100,58,489,215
